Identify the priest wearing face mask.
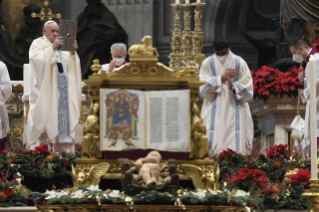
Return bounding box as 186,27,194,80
199,39,254,155
289,37,319,151
99,43,127,74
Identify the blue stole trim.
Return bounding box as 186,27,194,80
234,56,240,152
56,51,71,143
200,76,218,99
233,82,253,100
208,55,218,157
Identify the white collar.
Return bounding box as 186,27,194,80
43,35,53,45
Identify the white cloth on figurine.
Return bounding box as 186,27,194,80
0,62,11,139
26,35,82,152
199,50,254,155
299,53,319,141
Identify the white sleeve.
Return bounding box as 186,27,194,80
199,59,222,99
232,59,253,102
0,63,12,106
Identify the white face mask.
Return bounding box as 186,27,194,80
113,57,125,66
292,49,303,63
216,55,228,64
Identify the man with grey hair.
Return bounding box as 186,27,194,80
26,20,82,153
99,43,127,74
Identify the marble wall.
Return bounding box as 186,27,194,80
101,0,154,47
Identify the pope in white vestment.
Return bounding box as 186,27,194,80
199,40,254,155
0,62,12,151
26,21,82,152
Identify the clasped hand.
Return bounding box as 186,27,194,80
52,36,78,54
298,72,304,85
222,69,238,90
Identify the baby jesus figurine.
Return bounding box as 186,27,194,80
135,151,162,187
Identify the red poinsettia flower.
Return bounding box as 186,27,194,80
264,144,289,159
289,168,311,185
219,152,225,159
226,148,238,156
255,66,275,78
254,77,266,84
75,143,83,150
63,160,70,167
231,168,268,190
231,168,249,184
290,179,300,186
1,150,7,155
312,38,319,52
257,87,270,96
259,154,266,161
247,163,254,169
33,162,41,169
35,143,48,153
253,169,268,182
4,188,14,198
277,144,288,150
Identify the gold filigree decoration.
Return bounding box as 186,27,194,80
128,36,159,61
72,162,110,186
31,0,62,22
189,102,208,159
181,164,219,192
102,61,182,78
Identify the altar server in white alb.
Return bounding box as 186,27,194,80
26,21,82,152
199,39,254,155
0,62,11,151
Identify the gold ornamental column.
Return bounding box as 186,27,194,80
192,2,206,70
302,179,319,212
169,3,185,72
182,3,194,68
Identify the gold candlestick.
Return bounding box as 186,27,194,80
302,179,319,212
182,3,194,68
169,4,185,72
192,2,206,70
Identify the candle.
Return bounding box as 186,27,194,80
310,55,318,179
175,0,180,4
185,0,190,4
197,0,201,2
23,64,30,95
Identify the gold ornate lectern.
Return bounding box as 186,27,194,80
76,35,219,191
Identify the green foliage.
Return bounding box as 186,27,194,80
257,185,311,211
0,151,77,179
0,176,30,207
29,188,263,208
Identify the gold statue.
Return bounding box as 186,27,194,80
189,102,209,159
82,102,102,159
128,36,159,59
72,162,110,186
181,164,219,192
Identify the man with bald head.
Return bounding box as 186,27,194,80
26,20,82,152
